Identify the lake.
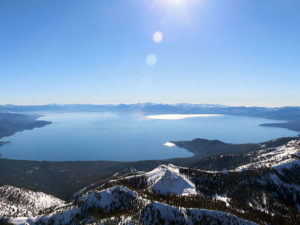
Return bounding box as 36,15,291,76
0,112,298,161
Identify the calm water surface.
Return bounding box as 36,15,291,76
0,112,297,161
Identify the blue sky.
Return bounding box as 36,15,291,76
0,0,299,106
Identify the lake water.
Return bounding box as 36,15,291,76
0,112,298,161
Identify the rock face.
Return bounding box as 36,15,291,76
2,137,300,225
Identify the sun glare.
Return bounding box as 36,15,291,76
148,0,199,24
169,0,186,4
166,0,191,8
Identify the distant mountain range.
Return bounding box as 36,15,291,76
1,137,300,224
0,103,300,116
1,103,300,132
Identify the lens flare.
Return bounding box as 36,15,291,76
153,31,163,43
146,54,157,66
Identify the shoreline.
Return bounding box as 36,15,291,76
260,120,300,134
0,136,299,201
0,141,9,147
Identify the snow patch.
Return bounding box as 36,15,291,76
213,194,231,207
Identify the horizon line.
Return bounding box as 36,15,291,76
1,102,299,108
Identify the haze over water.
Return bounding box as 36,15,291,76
0,112,297,161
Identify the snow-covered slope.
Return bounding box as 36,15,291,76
29,185,139,225
145,164,197,196
141,202,256,225
0,185,64,218
10,185,258,225
235,140,300,170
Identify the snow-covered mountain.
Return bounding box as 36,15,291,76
1,137,300,224
145,164,197,196
235,139,300,170
8,184,256,225
0,185,64,219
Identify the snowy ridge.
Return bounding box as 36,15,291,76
10,184,259,225
11,185,139,225
235,140,300,170
141,202,257,225
145,164,197,196
78,185,138,209
37,185,139,224
0,185,64,219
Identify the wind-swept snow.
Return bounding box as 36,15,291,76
145,164,197,196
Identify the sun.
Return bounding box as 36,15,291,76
167,0,188,7
170,0,186,3
150,0,198,15
151,0,191,9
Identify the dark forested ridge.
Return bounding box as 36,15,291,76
261,120,300,132
172,138,256,158
172,137,300,159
